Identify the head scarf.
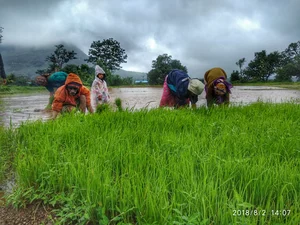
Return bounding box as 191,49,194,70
213,77,232,94
95,65,106,80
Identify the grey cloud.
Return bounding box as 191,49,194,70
1,0,300,76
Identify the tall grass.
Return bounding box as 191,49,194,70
0,126,16,183
4,102,300,224
0,85,45,94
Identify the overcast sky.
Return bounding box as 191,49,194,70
1,0,300,78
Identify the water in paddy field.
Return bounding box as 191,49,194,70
0,86,299,128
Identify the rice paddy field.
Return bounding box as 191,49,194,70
0,102,300,224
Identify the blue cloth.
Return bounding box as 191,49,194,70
45,71,68,92
166,69,191,106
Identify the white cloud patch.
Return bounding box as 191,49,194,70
236,18,260,31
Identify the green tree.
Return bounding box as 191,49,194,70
121,77,133,85
283,41,300,60
86,38,127,71
63,64,80,75
230,70,240,82
79,64,94,85
276,56,300,81
244,50,282,82
46,44,77,72
6,74,16,84
62,64,94,85
277,41,300,80
147,54,187,85
235,58,246,78
35,69,48,75
107,74,122,86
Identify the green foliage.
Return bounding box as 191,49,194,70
96,60,134,86
95,103,111,113
0,126,16,183
147,54,187,85
234,40,300,83
283,41,300,60
115,98,123,111
0,84,10,92
59,63,94,86
3,74,35,86
230,70,240,82
244,50,282,82
3,103,300,224
78,64,94,84
105,74,132,86
86,38,127,71
46,44,77,71
35,69,47,75
62,64,80,74
278,41,300,81
0,85,45,94
235,58,246,81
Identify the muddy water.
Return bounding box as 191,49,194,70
0,86,299,128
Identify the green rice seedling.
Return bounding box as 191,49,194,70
0,126,16,183
115,97,123,112
96,103,111,114
3,102,300,224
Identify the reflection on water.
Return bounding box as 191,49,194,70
0,86,299,128
0,93,52,128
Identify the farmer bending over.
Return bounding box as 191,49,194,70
35,71,68,109
204,67,233,108
52,73,94,119
159,69,204,108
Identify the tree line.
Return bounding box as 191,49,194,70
231,41,300,82
148,41,300,84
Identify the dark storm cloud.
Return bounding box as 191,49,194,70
0,0,62,16
1,0,300,77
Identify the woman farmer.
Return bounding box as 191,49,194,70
204,67,233,107
159,69,204,108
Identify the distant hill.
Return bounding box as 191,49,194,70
114,69,147,81
0,44,147,80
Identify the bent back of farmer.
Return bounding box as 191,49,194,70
46,71,68,93
35,71,68,95
35,71,68,109
160,69,204,108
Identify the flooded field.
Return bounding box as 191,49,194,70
0,86,299,128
